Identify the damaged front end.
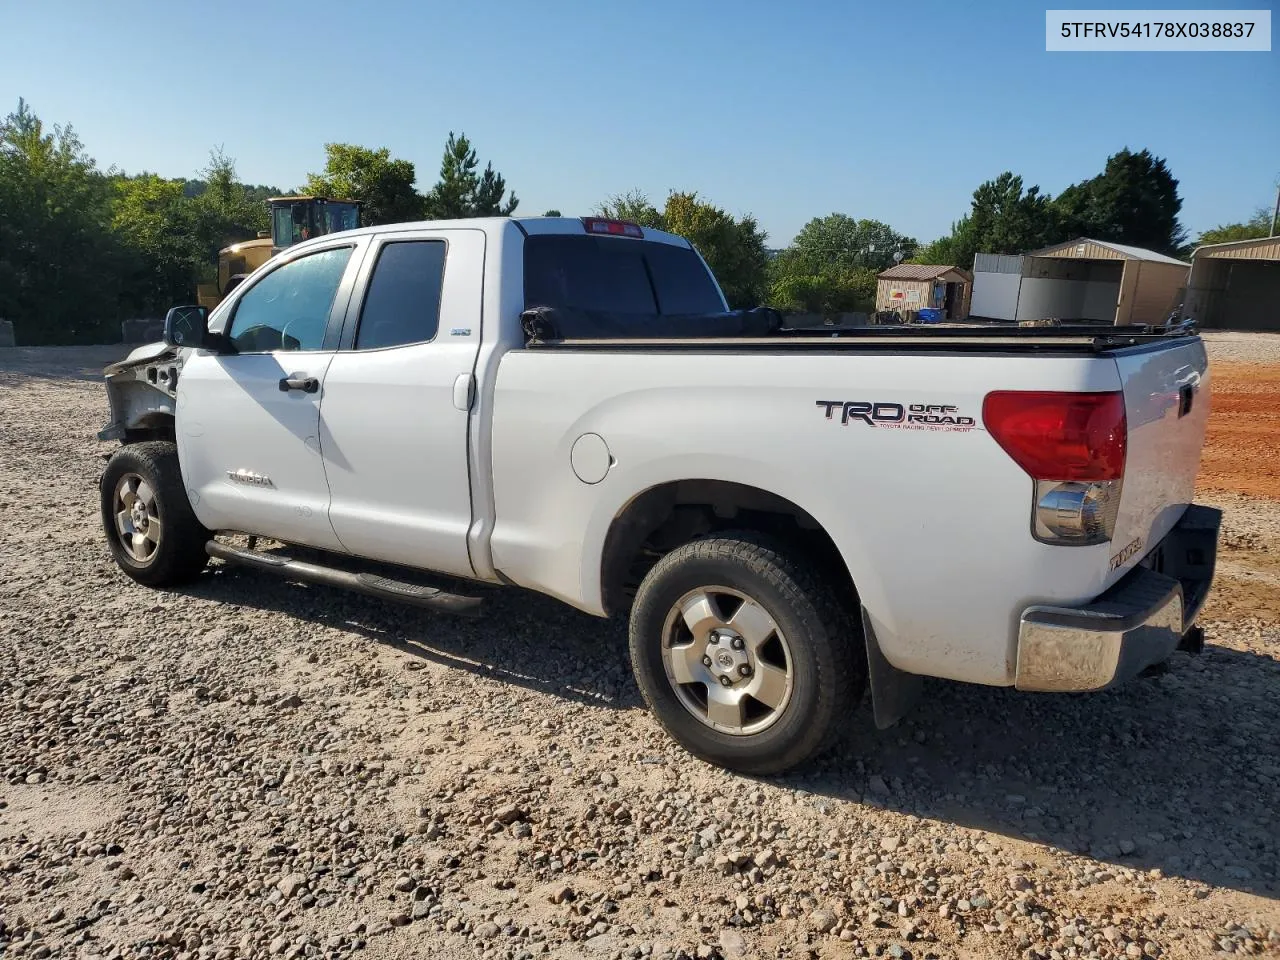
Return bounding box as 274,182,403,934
98,342,183,443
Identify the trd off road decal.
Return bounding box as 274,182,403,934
815,400,978,432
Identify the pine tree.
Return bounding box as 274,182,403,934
421,133,518,219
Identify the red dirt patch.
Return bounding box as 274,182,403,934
1199,361,1280,499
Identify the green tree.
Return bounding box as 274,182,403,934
766,258,878,315
304,142,421,226
542,208,562,217
181,177,279,203
196,149,268,234
663,192,769,309
967,173,1060,259
192,148,270,259
111,172,202,313
910,233,962,266
597,189,663,228
0,98,124,344
764,212,918,316
789,214,918,273
1055,148,1186,254
914,172,1061,270
1197,207,1274,245
421,132,518,219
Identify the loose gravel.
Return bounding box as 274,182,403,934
1201,332,1280,366
1,345,1278,960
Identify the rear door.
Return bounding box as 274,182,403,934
1107,336,1211,578
177,240,366,549
316,228,485,578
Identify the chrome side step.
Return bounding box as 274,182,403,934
205,540,483,617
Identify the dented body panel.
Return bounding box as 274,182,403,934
98,343,182,441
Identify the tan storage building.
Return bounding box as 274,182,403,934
1184,236,1280,331
970,239,1189,325
875,264,972,320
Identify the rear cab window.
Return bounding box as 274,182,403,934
523,235,724,316
354,240,447,350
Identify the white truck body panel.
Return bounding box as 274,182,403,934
489,349,1137,687
318,227,486,578
176,350,343,551
154,216,1212,693
1109,340,1211,562
174,236,368,551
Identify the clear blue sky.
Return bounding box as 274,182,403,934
3,0,1276,245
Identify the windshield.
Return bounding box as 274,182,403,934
318,202,360,235
271,201,360,249
524,235,725,315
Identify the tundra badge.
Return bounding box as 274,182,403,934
226,469,274,488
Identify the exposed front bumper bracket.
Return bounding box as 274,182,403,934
1015,504,1222,692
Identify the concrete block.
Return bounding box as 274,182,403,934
121,317,164,344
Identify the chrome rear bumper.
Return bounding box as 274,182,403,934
1015,504,1222,692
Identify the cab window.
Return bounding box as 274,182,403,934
227,246,353,353
354,241,447,350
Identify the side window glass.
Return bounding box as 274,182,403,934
355,240,446,350
228,246,353,353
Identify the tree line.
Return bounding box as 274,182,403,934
0,101,523,346
1,97,1272,345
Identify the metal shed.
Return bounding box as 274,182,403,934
970,239,1189,325
1184,236,1280,331
875,264,972,320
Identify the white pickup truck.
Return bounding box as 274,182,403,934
97,216,1221,774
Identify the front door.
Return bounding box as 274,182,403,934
176,240,366,550
317,229,484,578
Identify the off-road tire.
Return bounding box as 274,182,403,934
629,531,865,775
100,441,209,587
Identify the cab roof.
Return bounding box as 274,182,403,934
266,195,362,205
282,216,694,250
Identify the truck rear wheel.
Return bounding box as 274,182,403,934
628,531,865,775
100,441,210,587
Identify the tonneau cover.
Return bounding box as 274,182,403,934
520,305,784,344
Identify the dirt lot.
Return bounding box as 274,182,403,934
1200,362,1280,500
1,339,1277,960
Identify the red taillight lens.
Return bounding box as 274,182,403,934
982,391,1127,481
582,217,644,239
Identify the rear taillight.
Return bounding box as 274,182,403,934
982,391,1126,482
983,391,1128,546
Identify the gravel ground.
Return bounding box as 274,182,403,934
1201,332,1280,365
2,344,1278,960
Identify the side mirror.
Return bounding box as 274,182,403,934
163,305,210,349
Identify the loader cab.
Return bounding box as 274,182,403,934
196,197,364,310
268,196,362,254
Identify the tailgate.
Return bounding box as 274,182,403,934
1107,337,1210,580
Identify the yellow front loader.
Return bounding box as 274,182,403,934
196,196,361,309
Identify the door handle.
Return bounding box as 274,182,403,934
1178,384,1194,417
279,376,319,394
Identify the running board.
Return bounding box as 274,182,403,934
205,540,483,617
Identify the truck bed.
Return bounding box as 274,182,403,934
489,324,1208,689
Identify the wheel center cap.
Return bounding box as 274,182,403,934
706,632,750,682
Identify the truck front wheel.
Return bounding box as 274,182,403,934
629,532,865,775
100,441,210,587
